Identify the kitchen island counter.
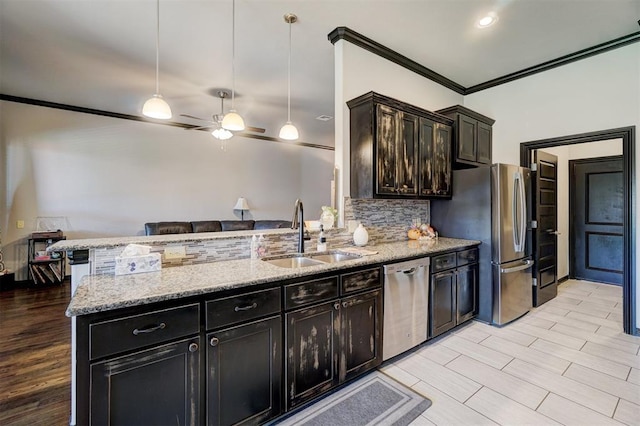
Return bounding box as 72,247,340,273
66,237,479,317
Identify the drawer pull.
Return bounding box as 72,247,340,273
189,343,199,353
210,337,219,347
342,301,349,308
132,322,166,336
234,302,258,312
334,302,341,310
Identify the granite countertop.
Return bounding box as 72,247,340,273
66,237,480,317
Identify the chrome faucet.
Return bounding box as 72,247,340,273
291,199,310,252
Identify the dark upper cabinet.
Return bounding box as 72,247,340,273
436,105,495,168
348,92,453,199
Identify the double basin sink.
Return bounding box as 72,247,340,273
262,251,361,268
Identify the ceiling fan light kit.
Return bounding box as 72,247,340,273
279,13,299,141
142,0,172,120
222,0,246,131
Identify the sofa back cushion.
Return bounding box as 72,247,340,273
254,220,292,230
145,221,193,236
220,220,255,231
191,221,222,233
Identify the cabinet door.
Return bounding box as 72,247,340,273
396,112,419,195
418,117,435,195
456,264,479,324
457,115,477,163
376,104,399,195
339,290,382,382
430,270,456,338
285,301,339,409
90,337,200,426
432,123,452,196
476,121,492,165
207,316,282,426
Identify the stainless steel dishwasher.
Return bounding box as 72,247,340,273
382,257,430,361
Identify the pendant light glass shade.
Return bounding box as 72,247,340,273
222,0,245,131
279,121,299,140
212,127,233,140
143,94,172,119
142,0,171,119
221,109,245,131
280,14,298,141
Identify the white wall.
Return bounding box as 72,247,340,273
541,140,623,280
1,101,334,278
465,43,639,329
334,40,463,222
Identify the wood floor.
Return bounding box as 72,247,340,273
0,282,71,426
382,279,640,426
1,279,637,425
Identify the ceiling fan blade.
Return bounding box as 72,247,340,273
189,125,215,131
246,126,266,133
180,113,214,123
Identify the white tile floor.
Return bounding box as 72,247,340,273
380,280,640,426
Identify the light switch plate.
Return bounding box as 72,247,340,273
347,220,359,233
16,220,24,229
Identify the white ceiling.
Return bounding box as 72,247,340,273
1,0,639,148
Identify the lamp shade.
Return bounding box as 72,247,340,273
221,110,245,131
212,128,233,140
233,197,250,211
279,122,299,140
142,94,172,119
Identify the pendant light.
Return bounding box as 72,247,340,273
221,0,245,131
212,92,233,141
279,13,299,141
142,0,172,119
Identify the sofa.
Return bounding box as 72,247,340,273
144,220,292,236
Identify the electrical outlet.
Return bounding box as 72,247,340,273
347,220,359,233
164,246,186,259
16,220,24,229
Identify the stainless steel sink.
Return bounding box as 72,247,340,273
262,255,325,268
261,251,361,268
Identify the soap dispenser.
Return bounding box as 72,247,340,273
317,225,327,252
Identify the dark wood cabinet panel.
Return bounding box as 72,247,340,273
436,105,494,168
339,290,382,382
90,337,200,426
348,92,453,199
456,264,479,323
430,270,456,338
285,301,339,409
207,316,282,426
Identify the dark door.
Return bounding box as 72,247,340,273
376,104,398,195
90,337,200,426
285,301,339,409
456,264,479,323
207,316,282,426
571,157,624,285
430,270,456,338
397,112,419,195
532,150,559,306
339,290,382,382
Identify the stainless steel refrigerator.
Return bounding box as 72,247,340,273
431,163,534,325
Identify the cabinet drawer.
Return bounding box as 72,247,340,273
340,268,381,295
90,303,200,360
285,277,339,310
206,287,281,330
431,253,456,272
457,248,479,267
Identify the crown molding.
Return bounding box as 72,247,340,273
329,27,640,95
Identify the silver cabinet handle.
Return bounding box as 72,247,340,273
189,343,199,353
334,302,341,310
234,302,257,312
342,301,349,308
547,230,561,235
210,337,219,347
132,322,166,335
500,259,534,274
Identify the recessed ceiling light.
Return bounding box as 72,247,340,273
477,12,498,28
316,115,333,121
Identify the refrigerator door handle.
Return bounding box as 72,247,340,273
501,259,534,274
512,172,524,252
518,170,527,252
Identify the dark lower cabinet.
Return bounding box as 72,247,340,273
207,316,282,426
430,248,479,338
90,337,201,426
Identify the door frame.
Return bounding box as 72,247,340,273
520,126,636,335
569,155,624,284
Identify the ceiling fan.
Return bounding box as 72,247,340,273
180,90,266,140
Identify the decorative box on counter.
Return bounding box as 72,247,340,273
115,244,161,275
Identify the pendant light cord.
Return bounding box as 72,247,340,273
231,0,236,109
287,18,291,122
155,0,160,95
